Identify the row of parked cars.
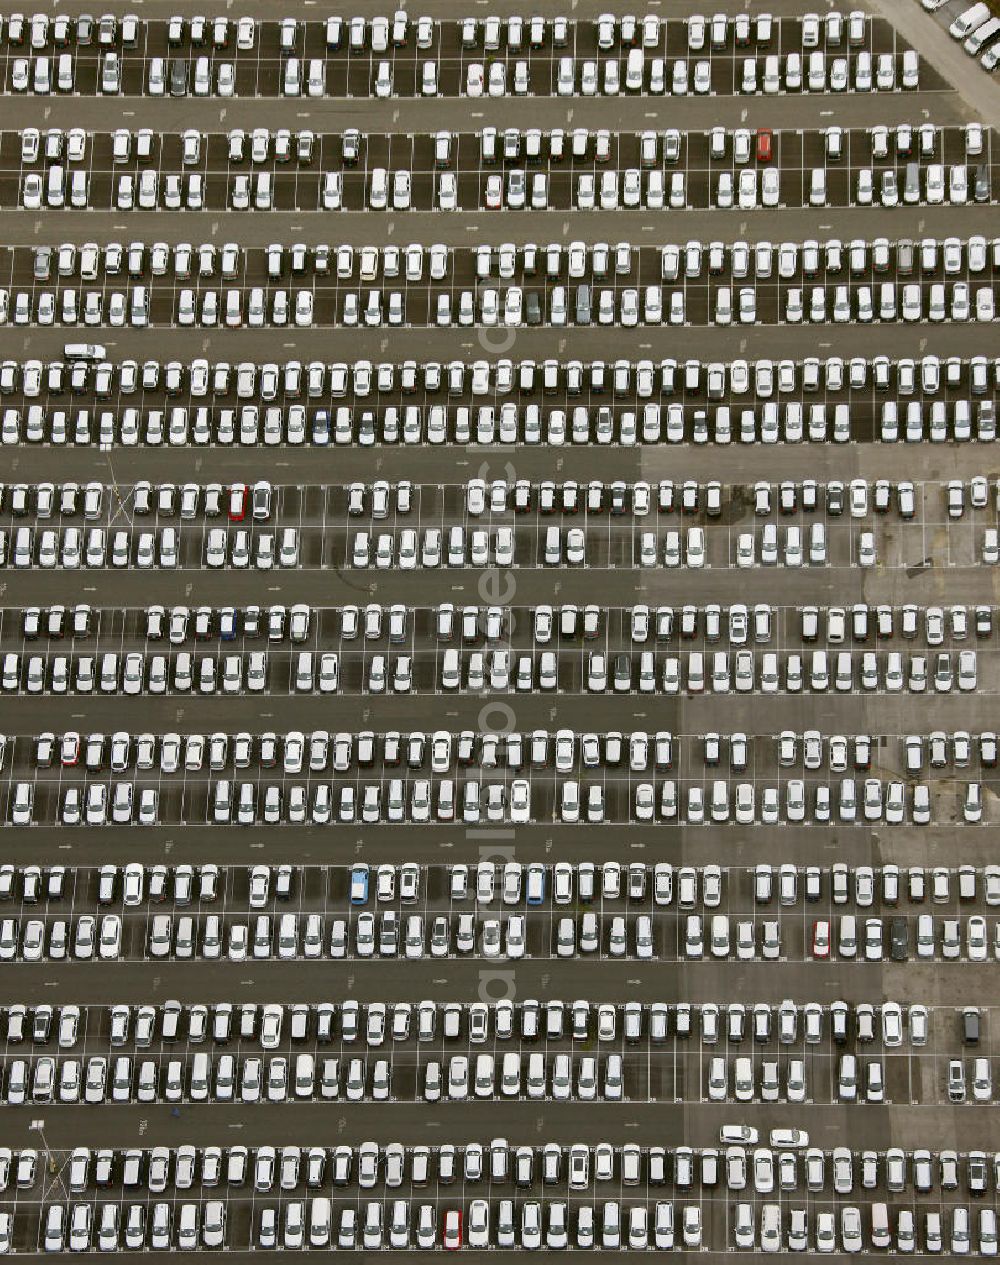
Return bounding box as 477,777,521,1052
15,399,1000,446
3,1141,995,1252
25,1201,224,1254
9,595,990,651
11,1193,998,1254
184,48,917,100
4,30,903,99
56,153,989,219
28,721,976,779
438,645,981,695
0,1045,635,1106
6,278,996,330
23,225,1000,285
151,471,950,522
5,394,997,447
1,479,271,521
127,595,990,652
944,2,1000,71
17,232,1000,286
733,1202,998,1255
66,905,994,961
812,913,999,960
22,763,985,826
15,117,986,174
0,643,984,709
0,10,849,55
475,118,982,165
0,996,937,1050
17,159,991,215
17,1137,1000,1201
71,708,975,774
189,1196,995,1253
6,855,988,913
4,349,994,399
19,234,996,288
0,524,299,570
495,160,987,211
2,649,271,708
21,117,975,180
338,520,881,569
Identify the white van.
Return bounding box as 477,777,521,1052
838,1053,858,1100
807,50,825,91
501,1051,521,1096
809,522,827,564
190,1052,211,1100
309,1198,331,1248
980,1208,998,1256
474,1054,495,1097
871,1202,891,1249
159,528,177,567
46,165,65,207
966,15,1000,51
838,914,858,958
64,343,107,361
526,1051,545,1098
625,48,644,90
70,170,88,208
952,1206,971,1254
951,3,991,38
601,1202,621,1250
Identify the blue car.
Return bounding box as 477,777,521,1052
311,409,331,445
349,864,370,905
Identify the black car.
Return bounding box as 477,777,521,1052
575,285,592,326
889,917,908,961
169,58,188,97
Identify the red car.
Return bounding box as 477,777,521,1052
812,919,831,959
228,483,248,521
443,1210,462,1251
756,128,773,163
